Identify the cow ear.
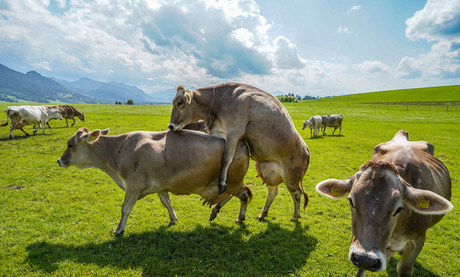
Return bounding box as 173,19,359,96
84,129,101,143
185,91,192,104
402,179,453,215
316,177,353,199
101,128,110,135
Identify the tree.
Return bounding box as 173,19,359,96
127,99,134,105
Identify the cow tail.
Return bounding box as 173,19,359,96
244,184,253,204
0,110,9,127
300,180,308,210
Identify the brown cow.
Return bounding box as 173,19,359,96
45,105,85,127
169,82,310,222
58,128,252,235
320,114,342,135
316,130,452,277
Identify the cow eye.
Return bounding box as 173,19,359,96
348,198,355,208
68,145,73,149
393,207,404,217
177,101,184,107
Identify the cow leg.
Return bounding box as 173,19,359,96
157,192,177,226
46,122,52,128
218,136,242,194
65,118,69,127
256,185,278,221
235,187,251,224
71,117,76,127
113,189,140,235
397,235,426,277
332,128,336,135
210,195,233,221
338,126,342,135
9,124,15,139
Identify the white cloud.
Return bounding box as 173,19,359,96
354,61,391,74
397,0,460,79
347,5,361,14
231,28,255,48
337,26,350,34
272,36,306,70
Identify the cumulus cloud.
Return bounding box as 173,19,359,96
347,5,361,14
272,36,306,70
337,26,350,34
354,61,391,74
397,0,460,79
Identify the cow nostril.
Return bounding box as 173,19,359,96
350,253,359,266
168,124,174,131
371,259,382,271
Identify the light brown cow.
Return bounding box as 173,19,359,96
169,82,310,222
316,130,452,277
48,105,85,127
302,115,322,137
320,114,343,135
57,128,252,235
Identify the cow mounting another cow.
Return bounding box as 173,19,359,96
316,130,452,277
169,82,310,222
58,128,252,235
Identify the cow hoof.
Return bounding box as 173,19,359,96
235,218,245,224
290,218,299,222
218,182,227,195
9,135,13,139
168,221,176,227
209,213,217,221
256,216,265,222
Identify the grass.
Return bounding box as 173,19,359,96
0,100,459,276
310,85,460,104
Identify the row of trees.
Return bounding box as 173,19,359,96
115,99,134,105
277,93,319,102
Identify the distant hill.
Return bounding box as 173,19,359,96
53,77,162,104
0,63,97,103
308,85,460,104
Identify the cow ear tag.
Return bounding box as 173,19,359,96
416,199,430,209
331,187,341,197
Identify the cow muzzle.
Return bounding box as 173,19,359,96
168,123,181,131
57,158,67,167
349,250,385,272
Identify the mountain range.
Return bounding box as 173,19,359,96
0,63,173,104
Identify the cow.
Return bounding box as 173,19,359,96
57,128,252,235
302,115,322,138
44,105,85,128
0,105,63,139
168,82,310,222
321,114,343,135
316,130,453,277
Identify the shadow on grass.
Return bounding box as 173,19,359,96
26,222,317,276
384,256,440,277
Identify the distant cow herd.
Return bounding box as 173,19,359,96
1,82,453,277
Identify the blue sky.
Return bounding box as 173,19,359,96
1,0,459,96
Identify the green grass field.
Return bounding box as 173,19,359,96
0,100,459,276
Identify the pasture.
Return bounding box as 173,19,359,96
0,101,459,276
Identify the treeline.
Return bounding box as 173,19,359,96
115,99,134,105
277,93,319,102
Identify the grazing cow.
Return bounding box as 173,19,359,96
302,115,322,138
0,105,63,139
58,128,252,235
46,105,85,127
168,82,310,222
321,114,343,135
316,130,453,277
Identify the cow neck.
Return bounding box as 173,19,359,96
194,86,218,124
88,135,124,173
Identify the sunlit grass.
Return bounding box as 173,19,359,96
0,101,459,276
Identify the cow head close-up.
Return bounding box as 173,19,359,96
316,160,453,273
169,85,194,131
302,120,312,130
58,128,109,168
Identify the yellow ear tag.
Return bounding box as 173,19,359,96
416,199,430,209
331,187,341,197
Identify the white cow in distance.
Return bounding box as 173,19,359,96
302,115,322,138
0,105,63,139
